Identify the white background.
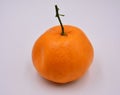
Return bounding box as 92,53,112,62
0,0,120,95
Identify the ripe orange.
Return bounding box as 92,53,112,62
32,25,94,83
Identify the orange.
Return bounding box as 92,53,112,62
32,25,94,83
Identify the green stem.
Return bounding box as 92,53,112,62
55,5,65,36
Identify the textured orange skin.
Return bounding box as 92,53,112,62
32,25,94,83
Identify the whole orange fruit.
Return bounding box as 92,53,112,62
32,25,94,83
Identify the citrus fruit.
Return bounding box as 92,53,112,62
32,25,94,83
32,5,94,83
